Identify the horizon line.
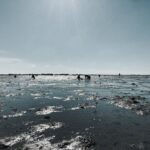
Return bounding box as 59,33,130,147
0,73,150,76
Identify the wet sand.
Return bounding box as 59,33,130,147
0,75,150,150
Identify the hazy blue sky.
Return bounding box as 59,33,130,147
0,0,150,74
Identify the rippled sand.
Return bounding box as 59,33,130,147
0,75,150,150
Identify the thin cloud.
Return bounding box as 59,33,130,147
0,57,22,63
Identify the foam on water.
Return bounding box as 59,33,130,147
3,111,27,119
23,136,88,150
35,106,63,115
64,96,73,101
0,122,63,147
53,96,63,100
32,122,63,132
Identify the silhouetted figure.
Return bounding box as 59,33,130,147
77,75,80,80
77,75,83,80
14,75,17,78
85,75,91,80
98,75,101,78
32,74,35,79
119,73,121,77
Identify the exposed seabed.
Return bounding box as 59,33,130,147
0,75,150,150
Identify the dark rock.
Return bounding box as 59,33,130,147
39,146,43,149
129,97,139,104
44,116,51,120
131,83,137,86
80,136,96,148
131,96,135,101
80,104,85,109
0,144,9,149
51,122,55,126
132,100,139,104
58,142,70,148
37,108,42,111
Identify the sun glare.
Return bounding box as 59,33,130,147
44,0,79,29
46,0,78,13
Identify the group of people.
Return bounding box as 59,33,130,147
12,73,121,80
77,74,92,80
13,74,36,79
77,73,121,81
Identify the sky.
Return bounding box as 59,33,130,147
0,0,150,74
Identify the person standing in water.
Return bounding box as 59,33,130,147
32,74,35,79
77,75,83,80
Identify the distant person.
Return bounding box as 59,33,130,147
119,73,121,77
98,75,101,78
14,75,17,78
32,74,35,79
85,75,91,80
77,75,82,80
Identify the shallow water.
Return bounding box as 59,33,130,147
0,75,150,150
